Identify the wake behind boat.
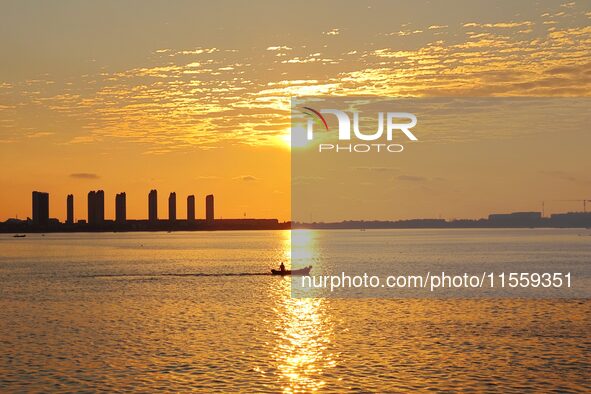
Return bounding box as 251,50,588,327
271,265,312,276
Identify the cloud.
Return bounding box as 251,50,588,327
546,62,591,75
397,175,428,182
169,48,219,56
67,135,101,144
387,30,423,36
267,79,319,86
70,173,100,179
280,53,336,64
26,131,54,138
2,2,589,152
463,21,533,28
291,176,324,185
234,175,259,182
323,29,340,36
538,170,585,183
355,166,399,172
266,46,292,51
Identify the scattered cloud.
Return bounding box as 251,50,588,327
387,29,423,36
267,79,319,86
463,21,533,28
397,175,428,182
539,170,581,183
234,175,259,182
292,176,325,185
280,53,336,64
67,135,101,144
70,173,100,179
0,3,589,151
26,131,54,138
323,28,340,36
355,166,399,172
266,46,292,51
168,47,219,56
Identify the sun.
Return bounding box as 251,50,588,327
279,129,292,150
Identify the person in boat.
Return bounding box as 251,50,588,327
279,262,286,273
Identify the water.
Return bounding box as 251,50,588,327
0,230,589,392
291,228,591,298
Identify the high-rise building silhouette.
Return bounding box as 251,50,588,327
187,195,195,221
66,194,74,224
206,194,214,222
97,191,104,222
115,192,126,223
149,190,158,222
168,192,176,222
87,190,105,225
32,191,49,225
87,191,94,223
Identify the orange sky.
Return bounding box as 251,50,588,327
0,1,590,222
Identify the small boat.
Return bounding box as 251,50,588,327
13,234,26,238
271,266,312,276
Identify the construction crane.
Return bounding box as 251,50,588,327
542,199,591,216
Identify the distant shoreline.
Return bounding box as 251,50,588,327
0,218,289,234
2,224,591,235
3,211,591,233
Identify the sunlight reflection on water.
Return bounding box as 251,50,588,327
271,282,336,393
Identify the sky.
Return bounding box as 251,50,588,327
291,97,591,222
0,0,590,222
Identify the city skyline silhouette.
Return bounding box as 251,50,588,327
1,188,589,233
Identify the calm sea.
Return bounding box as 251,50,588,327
0,229,589,392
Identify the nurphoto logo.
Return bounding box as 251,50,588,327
301,106,418,153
